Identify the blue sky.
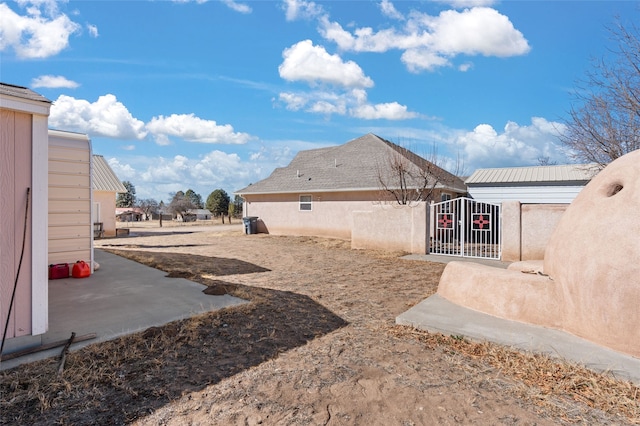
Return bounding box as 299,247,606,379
1,0,637,202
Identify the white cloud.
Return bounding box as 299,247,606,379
107,157,137,180
145,113,253,145
49,94,147,139
435,0,497,8
221,0,252,14
317,6,529,73
351,101,418,120
379,0,404,20
278,88,417,120
31,74,79,88
279,40,374,89
281,0,324,21
0,2,81,59
86,23,98,37
452,117,567,169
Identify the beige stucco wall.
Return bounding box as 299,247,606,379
352,203,427,254
501,201,568,262
521,204,567,260
93,190,118,237
243,191,386,239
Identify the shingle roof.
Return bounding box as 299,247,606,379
0,82,51,104
465,164,597,185
236,133,466,195
92,155,127,193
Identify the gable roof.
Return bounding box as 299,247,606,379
92,155,127,193
236,133,466,195
465,164,597,186
0,82,51,104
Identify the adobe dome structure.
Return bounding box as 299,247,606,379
437,149,640,358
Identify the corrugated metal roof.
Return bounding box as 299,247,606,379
92,155,127,192
465,164,597,185
0,82,51,103
236,133,467,195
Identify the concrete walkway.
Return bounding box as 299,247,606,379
1,249,247,371
397,294,640,384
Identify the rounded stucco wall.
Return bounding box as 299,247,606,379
544,150,640,357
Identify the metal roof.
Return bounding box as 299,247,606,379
236,133,467,195
465,164,597,185
92,155,127,193
0,82,51,104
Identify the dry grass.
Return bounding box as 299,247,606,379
2,233,639,425
389,326,640,424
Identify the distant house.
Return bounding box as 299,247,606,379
465,164,596,204
189,209,213,220
235,133,466,239
116,207,145,222
93,155,127,237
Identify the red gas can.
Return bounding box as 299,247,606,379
49,263,70,280
72,261,91,278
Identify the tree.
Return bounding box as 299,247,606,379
560,20,640,168
206,189,230,217
167,191,195,219
185,189,203,209
137,198,159,220
376,142,463,205
116,181,136,208
233,195,243,217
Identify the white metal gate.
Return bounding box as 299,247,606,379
430,197,501,260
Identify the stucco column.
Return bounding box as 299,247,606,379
501,201,521,262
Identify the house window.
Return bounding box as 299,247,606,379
441,193,451,202
299,195,312,211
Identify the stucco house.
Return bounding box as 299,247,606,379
1,82,51,352
236,133,467,240
92,155,127,237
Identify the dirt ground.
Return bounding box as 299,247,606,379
2,226,639,425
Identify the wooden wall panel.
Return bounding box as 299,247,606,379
14,112,32,336
0,110,16,339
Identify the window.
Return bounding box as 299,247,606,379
299,195,312,211
441,193,451,202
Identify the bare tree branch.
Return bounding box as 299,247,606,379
560,19,640,168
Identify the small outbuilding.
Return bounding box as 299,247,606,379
465,164,595,204
1,82,51,350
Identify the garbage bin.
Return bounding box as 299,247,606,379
243,216,258,234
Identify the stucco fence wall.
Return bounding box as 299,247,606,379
352,203,427,254
501,201,568,262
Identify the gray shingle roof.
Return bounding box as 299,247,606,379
0,82,51,104
465,164,597,185
92,155,127,193
236,133,466,195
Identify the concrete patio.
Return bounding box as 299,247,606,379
1,249,247,371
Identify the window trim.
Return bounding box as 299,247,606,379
299,194,312,211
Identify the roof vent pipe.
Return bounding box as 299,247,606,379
334,159,337,168
297,170,300,178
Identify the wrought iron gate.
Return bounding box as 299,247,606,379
430,197,501,260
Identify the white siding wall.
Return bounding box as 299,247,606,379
48,131,93,268
468,185,585,204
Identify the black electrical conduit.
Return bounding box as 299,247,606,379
1,187,31,356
